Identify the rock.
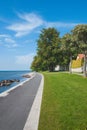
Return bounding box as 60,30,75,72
22,74,31,78
0,79,20,87
0,82,3,87
9,79,15,83
5,82,11,86
15,79,20,82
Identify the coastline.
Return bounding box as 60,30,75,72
0,72,36,97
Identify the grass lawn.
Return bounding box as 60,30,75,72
38,72,87,130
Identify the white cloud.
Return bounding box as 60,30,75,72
17,12,43,25
44,21,77,28
12,43,18,47
5,37,15,43
16,53,35,67
6,12,80,37
0,34,10,38
7,13,44,37
24,39,35,44
5,43,18,48
0,33,18,48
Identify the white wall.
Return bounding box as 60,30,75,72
71,67,83,73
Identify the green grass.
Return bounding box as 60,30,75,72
38,72,87,130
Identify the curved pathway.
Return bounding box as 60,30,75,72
0,73,42,130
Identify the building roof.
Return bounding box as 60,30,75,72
77,54,85,60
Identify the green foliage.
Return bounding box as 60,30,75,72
71,24,87,53
60,33,78,71
62,33,78,55
31,28,61,71
71,24,87,76
31,24,87,73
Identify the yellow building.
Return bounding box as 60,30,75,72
71,54,84,72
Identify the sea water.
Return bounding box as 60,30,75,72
0,70,31,93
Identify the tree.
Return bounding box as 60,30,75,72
31,28,61,71
72,24,87,77
31,56,41,71
61,33,78,73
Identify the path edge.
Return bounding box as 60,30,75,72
23,73,44,130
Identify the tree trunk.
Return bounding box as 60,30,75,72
83,54,87,77
49,64,54,72
69,56,72,73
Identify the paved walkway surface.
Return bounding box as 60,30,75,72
23,73,44,130
0,73,42,130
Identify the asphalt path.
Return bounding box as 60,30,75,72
0,73,42,130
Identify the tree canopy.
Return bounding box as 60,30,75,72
71,24,87,76
31,25,87,74
31,28,60,71
71,24,87,54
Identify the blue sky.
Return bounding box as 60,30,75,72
0,0,87,70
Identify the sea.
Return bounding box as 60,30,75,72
0,70,31,93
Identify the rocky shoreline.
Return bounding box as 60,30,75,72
0,79,20,87
22,74,31,78
0,74,31,87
